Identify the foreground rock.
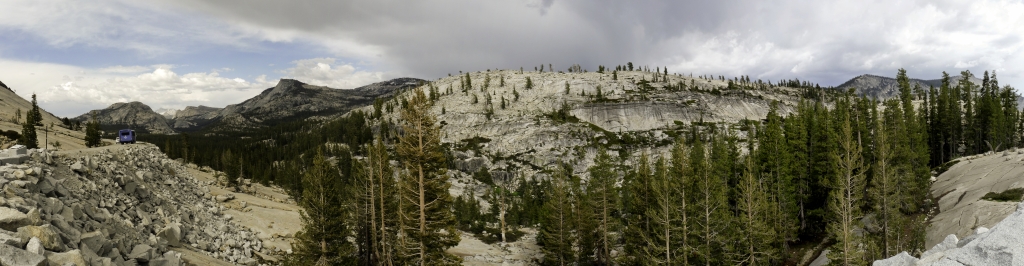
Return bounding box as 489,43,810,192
0,145,265,265
874,201,1024,265
927,149,1024,247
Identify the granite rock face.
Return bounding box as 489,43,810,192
873,201,1024,266
0,145,264,265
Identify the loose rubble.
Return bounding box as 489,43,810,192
0,145,265,265
873,201,1024,266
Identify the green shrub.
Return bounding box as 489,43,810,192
457,136,492,153
934,160,960,175
982,188,1024,202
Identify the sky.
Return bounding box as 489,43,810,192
2,0,1023,117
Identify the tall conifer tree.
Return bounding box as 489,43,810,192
396,89,460,265
291,149,354,265
586,147,620,264
828,99,866,266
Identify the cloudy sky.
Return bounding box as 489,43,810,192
2,0,1023,117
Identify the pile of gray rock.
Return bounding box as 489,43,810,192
0,145,264,265
874,201,1024,266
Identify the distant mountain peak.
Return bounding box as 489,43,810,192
74,101,175,134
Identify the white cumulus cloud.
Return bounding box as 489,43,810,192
0,57,393,117
279,58,385,89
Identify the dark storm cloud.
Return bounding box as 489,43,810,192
10,0,1024,96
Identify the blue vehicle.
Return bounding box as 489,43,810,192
118,129,136,144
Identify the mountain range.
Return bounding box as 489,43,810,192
73,78,424,134
68,73,1024,136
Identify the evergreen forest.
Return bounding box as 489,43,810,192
140,68,1020,265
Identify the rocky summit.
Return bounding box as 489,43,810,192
0,144,263,265
74,102,175,135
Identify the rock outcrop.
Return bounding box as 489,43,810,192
74,101,175,134
874,201,1024,266
927,149,1024,247
0,145,263,265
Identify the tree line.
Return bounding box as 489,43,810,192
139,67,1019,265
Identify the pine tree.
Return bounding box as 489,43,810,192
571,162,596,265
688,132,732,266
959,71,978,153
622,153,653,264
84,111,102,148
640,156,684,265
354,138,397,265
872,99,903,258
395,89,460,265
669,138,692,265
539,163,576,265
19,113,37,149
17,95,40,149
28,94,41,125
586,147,619,264
827,103,866,266
526,77,534,89
488,171,519,243
756,102,796,248
735,156,778,265
290,149,354,265
784,100,810,232
483,74,491,91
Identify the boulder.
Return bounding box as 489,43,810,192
215,194,234,202
921,234,958,258
809,249,830,266
158,224,181,247
35,178,54,195
17,225,63,252
80,231,112,257
0,207,31,231
49,219,81,244
70,162,84,174
83,206,111,222
872,252,919,266
26,237,44,255
128,244,154,262
44,249,87,266
0,242,46,266
26,209,42,227
0,228,25,247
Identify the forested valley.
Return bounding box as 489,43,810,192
145,68,1020,265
